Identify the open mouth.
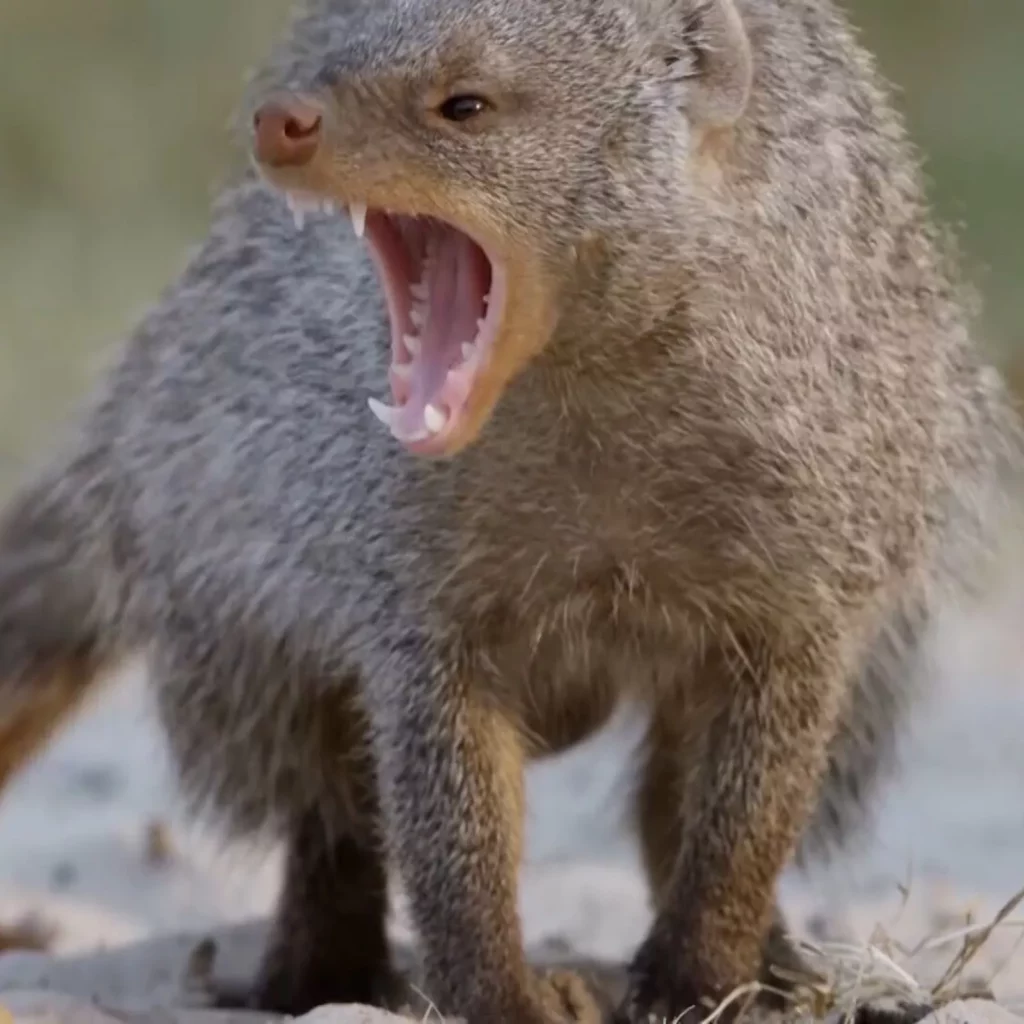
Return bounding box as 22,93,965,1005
285,193,506,454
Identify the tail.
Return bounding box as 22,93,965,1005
799,364,1024,867
796,598,929,868
0,457,123,793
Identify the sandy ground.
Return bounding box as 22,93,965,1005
1,573,1023,1012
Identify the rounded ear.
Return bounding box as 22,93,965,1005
690,0,752,128
657,0,753,130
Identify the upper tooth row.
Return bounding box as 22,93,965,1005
285,194,367,237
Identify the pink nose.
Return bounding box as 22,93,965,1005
252,100,322,169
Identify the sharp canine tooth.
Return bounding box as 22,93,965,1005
350,202,368,238
404,334,421,355
424,404,447,433
368,397,397,427
286,195,305,231
369,397,431,443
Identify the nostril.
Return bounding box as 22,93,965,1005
253,100,323,168
283,113,322,140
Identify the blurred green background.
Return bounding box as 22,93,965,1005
1,1,1023,495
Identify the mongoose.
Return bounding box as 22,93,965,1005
0,0,1019,1020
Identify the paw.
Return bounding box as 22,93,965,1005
758,915,821,1010
613,935,738,1024
536,968,606,1024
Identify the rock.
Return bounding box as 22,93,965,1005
0,990,125,1024
0,920,270,1012
0,918,56,956
0,919,618,1023
293,1008,421,1024
0,990,411,1024
2,920,1022,1024
921,1000,1024,1024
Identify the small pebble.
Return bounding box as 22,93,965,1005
0,914,57,954
49,861,77,890
144,819,175,867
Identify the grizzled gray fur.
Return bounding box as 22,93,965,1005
1,0,1020,1021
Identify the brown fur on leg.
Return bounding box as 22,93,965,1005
635,712,819,1016
216,808,403,1015
209,691,405,1018
621,637,846,1023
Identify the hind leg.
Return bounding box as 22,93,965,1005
209,701,404,1016
209,747,406,1015
221,803,405,1015
153,638,404,1015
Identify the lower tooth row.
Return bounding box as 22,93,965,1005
424,405,446,432
367,397,448,441
398,335,473,367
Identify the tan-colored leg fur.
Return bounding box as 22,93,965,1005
637,707,817,1013
622,641,842,1021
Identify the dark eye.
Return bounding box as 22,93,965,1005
438,94,490,123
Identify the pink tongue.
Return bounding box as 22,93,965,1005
393,230,488,435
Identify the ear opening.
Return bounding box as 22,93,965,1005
681,0,753,131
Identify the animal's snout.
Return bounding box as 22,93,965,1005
253,100,323,169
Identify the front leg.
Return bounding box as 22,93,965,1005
620,637,846,1023
365,640,601,1024
637,715,820,1012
